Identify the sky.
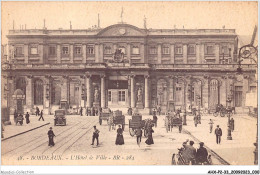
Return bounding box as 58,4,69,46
1,1,258,44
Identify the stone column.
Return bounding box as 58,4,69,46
39,44,44,64
202,76,209,109
220,75,227,106
95,44,99,63
230,43,235,62
70,44,74,63
43,76,51,114
24,44,29,63
215,44,220,64
170,44,175,64
196,43,200,64
127,43,131,60
99,44,104,63
144,75,150,108
82,44,87,63
183,44,188,64
100,75,106,108
157,44,162,64
200,44,205,63
86,74,92,108
9,76,16,114
61,76,69,101
130,75,135,108
169,76,174,101
26,76,34,114
140,43,145,63
57,44,61,63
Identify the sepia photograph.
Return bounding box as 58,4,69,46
0,1,259,174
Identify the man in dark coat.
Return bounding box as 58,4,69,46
230,118,234,131
135,128,142,146
79,107,83,116
38,110,44,121
91,126,100,146
36,107,40,116
196,142,209,164
25,112,30,124
215,125,222,144
182,140,196,165
48,127,55,146
153,115,158,128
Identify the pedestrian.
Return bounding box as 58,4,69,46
79,107,83,116
230,118,234,131
152,108,156,116
215,125,222,144
145,125,154,145
157,106,161,116
14,109,18,124
194,115,198,127
209,119,214,133
196,142,209,165
25,112,30,124
178,116,183,133
91,126,100,146
115,125,124,145
91,107,94,116
153,114,158,128
48,127,55,146
39,110,44,121
135,128,142,146
182,140,196,165
36,106,40,116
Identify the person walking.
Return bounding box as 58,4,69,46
48,127,55,146
79,107,83,116
135,128,143,147
25,112,30,124
35,106,40,116
178,116,183,133
145,125,154,145
153,114,158,128
209,119,214,133
194,115,198,127
91,126,100,146
38,110,44,121
230,118,234,131
215,125,222,144
157,106,161,116
115,125,124,145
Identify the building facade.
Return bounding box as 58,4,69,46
1,23,257,115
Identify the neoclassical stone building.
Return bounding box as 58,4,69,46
1,23,257,115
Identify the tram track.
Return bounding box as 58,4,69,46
2,121,83,157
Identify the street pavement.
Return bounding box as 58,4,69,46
1,113,257,165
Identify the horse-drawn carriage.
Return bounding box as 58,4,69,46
54,109,66,126
128,113,154,137
165,112,183,133
108,110,125,131
99,108,112,125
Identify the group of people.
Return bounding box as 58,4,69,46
181,140,210,165
86,107,101,116
152,106,161,116
13,110,30,125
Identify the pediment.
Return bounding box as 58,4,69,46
97,24,146,37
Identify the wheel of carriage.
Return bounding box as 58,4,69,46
213,112,218,117
220,111,225,117
129,128,135,137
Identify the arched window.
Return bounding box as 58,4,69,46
34,79,43,105
51,82,61,105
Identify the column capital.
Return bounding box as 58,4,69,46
144,75,150,79
27,75,33,79
221,75,228,79
80,75,85,79
45,74,52,79
129,74,136,78
62,75,69,79
203,74,209,79
100,74,106,78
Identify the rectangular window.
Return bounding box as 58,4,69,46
104,46,112,54
49,46,56,56
118,90,126,102
162,46,170,55
149,46,157,54
175,45,183,55
206,45,214,55
87,45,94,55
15,46,24,56
235,86,243,107
62,46,69,55
132,46,140,54
75,46,82,55
188,45,195,55
30,47,38,55
221,46,229,55
108,91,112,102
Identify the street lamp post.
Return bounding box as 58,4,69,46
226,96,232,140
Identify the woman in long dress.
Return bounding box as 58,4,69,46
145,126,154,145
115,125,124,145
